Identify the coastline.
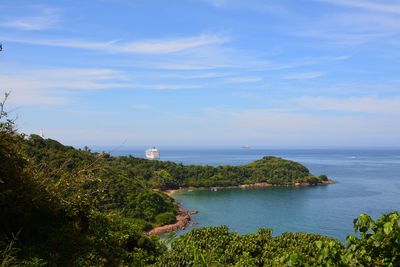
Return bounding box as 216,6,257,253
164,179,335,195
150,179,335,236
147,207,197,236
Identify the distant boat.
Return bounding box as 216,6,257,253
241,145,251,149
145,147,160,160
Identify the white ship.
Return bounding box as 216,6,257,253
145,147,160,160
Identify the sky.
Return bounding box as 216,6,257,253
1,0,400,147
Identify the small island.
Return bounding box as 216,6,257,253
112,154,334,191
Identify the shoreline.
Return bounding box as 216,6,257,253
147,207,197,236
164,179,335,196
150,179,335,236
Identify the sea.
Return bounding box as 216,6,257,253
101,147,400,242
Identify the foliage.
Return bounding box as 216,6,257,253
0,234,19,267
345,212,400,266
23,134,178,225
106,155,329,190
0,95,167,266
247,156,309,185
157,212,400,266
155,212,177,226
124,191,177,222
156,226,339,266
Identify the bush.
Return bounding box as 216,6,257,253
319,174,329,181
345,212,400,266
155,212,176,226
130,219,153,232
157,212,400,266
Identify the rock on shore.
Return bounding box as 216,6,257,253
148,208,197,235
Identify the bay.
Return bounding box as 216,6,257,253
104,147,400,241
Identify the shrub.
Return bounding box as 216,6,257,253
155,212,176,226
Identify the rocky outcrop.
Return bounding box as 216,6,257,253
147,208,197,235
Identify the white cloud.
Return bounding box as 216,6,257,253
0,67,207,105
228,108,399,146
223,76,263,83
0,68,127,105
0,7,60,30
140,106,400,146
15,97,400,146
137,53,346,73
132,104,152,111
283,71,326,80
144,63,218,70
295,96,400,114
140,84,202,90
7,91,69,105
322,0,400,15
118,35,228,54
125,46,271,71
202,0,286,13
0,68,131,91
160,72,227,79
297,2,400,46
4,34,229,54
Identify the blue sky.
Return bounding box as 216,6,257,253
1,0,400,147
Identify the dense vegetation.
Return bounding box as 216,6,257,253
93,153,329,189
1,94,399,266
0,95,170,266
24,134,329,191
158,211,400,266
24,134,177,229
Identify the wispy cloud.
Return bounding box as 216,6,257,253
4,34,229,54
0,67,207,105
202,0,286,13
0,67,204,91
0,7,60,30
132,104,152,111
224,76,263,83
136,83,202,90
1,68,130,105
295,12,400,46
158,106,400,146
322,0,400,15
160,72,227,79
297,31,393,46
260,56,348,71
126,45,270,71
295,1,400,46
283,71,326,80
7,91,69,106
296,96,400,114
0,68,130,91
118,35,228,54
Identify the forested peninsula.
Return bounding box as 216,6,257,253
1,108,399,266
110,152,334,190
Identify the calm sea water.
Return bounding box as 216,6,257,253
104,147,400,241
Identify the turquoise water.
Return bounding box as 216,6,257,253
104,147,400,241
168,149,400,241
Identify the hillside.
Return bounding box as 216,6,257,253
1,113,398,266
24,135,332,190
